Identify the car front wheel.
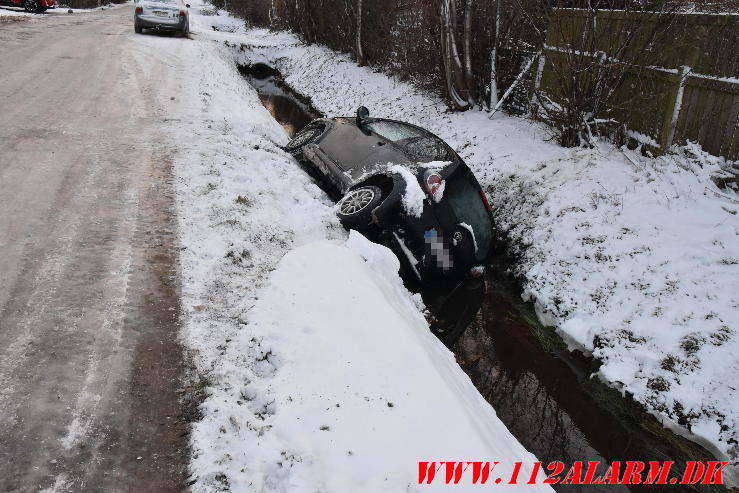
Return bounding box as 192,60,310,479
336,186,383,230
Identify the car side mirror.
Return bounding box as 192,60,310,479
185,3,190,7
356,106,370,127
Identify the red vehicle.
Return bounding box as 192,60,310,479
1,0,55,13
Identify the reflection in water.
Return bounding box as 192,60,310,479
425,277,625,492
239,63,321,137
241,64,727,493
424,280,485,348
457,311,623,492
452,263,722,492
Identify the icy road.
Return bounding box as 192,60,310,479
0,7,188,491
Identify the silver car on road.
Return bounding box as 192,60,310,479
134,0,190,36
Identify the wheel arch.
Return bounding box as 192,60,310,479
350,174,394,198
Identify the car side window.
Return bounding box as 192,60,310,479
366,121,453,161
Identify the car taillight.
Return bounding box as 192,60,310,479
135,6,142,13
424,172,445,203
179,10,186,16
479,189,492,212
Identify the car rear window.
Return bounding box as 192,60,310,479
366,121,452,161
366,121,425,141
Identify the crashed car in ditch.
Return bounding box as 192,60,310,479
285,107,494,284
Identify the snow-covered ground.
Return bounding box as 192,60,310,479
192,10,739,467
0,5,40,20
140,4,557,491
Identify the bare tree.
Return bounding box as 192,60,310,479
441,0,475,109
489,0,501,108
355,0,365,65
463,0,475,101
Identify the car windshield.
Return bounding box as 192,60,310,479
443,175,491,261
366,120,452,161
147,0,178,4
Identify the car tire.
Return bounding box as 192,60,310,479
336,186,384,230
135,22,142,34
23,0,41,13
284,125,323,157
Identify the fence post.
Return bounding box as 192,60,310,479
489,51,540,119
661,65,691,153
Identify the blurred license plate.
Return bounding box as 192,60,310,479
154,11,167,17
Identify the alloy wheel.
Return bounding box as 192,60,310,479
339,188,376,215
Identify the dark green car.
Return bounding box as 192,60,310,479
285,107,494,283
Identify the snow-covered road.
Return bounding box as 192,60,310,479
0,6,189,491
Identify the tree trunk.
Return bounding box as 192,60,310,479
463,0,475,105
356,0,365,66
447,0,465,81
489,0,500,109
441,0,470,109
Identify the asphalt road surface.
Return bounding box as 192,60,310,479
0,6,188,492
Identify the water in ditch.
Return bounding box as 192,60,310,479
240,63,728,492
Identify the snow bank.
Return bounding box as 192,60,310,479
0,2,128,20
222,27,739,460
0,8,33,20
133,5,554,491
195,231,551,491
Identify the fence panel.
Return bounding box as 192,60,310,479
542,9,739,160
676,76,739,159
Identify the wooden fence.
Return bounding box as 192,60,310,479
540,9,739,160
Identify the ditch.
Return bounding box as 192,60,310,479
239,62,730,493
